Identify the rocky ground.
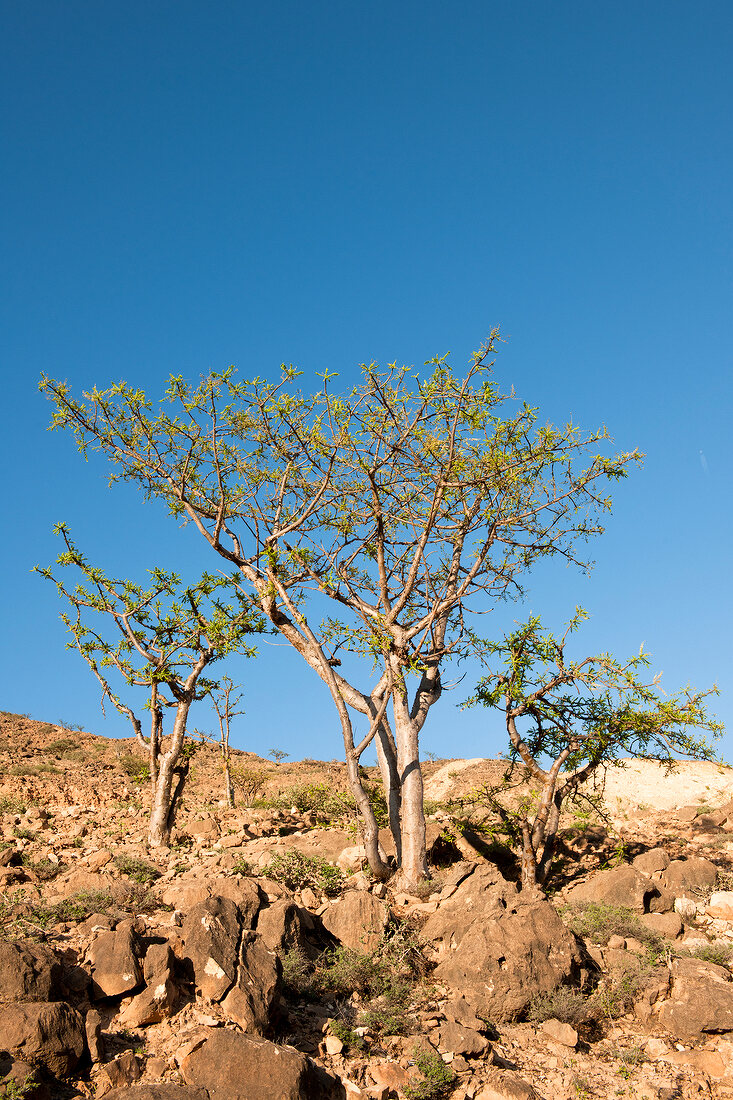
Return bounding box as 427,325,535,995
2,712,733,1100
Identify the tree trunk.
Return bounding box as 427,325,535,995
520,820,538,889
345,750,390,880
375,723,402,866
147,699,191,848
223,759,235,808
392,702,428,889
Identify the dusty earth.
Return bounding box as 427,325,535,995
2,711,733,1100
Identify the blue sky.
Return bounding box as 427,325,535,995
2,1,731,762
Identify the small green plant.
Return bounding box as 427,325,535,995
269,748,289,765
47,737,78,753
0,795,27,814
10,764,61,776
113,854,161,885
329,1019,366,1052
404,1049,456,1099
262,850,343,896
13,827,37,841
230,856,255,876
690,942,733,968
1,1072,41,1098
119,753,151,783
230,766,270,804
21,856,62,881
280,947,317,999
561,902,666,961
527,986,592,1026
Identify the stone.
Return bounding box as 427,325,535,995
89,921,143,999
99,1051,142,1092
320,891,388,952
639,911,683,938
657,960,733,1038
661,857,717,897
182,1029,345,1099
181,895,241,1001
219,931,280,1034
663,1049,728,1077
102,1088,210,1100
0,1001,86,1078
706,890,733,919
0,941,62,1002
633,848,670,875
474,1069,542,1099
565,864,661,912
256,899,320,958
0,1058,51,1100
674,896,699,920
541,1018,578,1047
367,1061,412,1093
85,1007,104,1062
426,882,581,1022
437,1020,489,1056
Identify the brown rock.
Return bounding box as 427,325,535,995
367,1061,412,1093
541,1018,578,1047
89,922,143,999
0,941,62,1003
633,848,670,875
256,899,319,958
220,932,280,1034
428,892,581,1022
565,864,661,912
639,911,683,938
320,891,388,952
99,1051,142,1092
0,1001,86,1078
661,857,717,897
437,1020,489,1056
102,1088,209,1099
706,890,733,919
182,1030,345,1099
181,895,241,1001
85,1007,104,1062
474,1069,542,1099
0,1058,50,1100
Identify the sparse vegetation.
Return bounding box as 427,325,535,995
262,850,343,896
561,902,666,960
404,1048,456,1099
113,854,161,885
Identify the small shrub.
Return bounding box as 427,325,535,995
329,1019,366,1052
230,857,255,877
280,947,317,998
10,764,60,777
114,855,161,885
0,795,26,814
13,827,36,841
119,753,151,783
561,902,666,960
47,737,77,753
262,850,343,896
691,942,733,968
404,1049,456,1099
230,766,271,804
21,856,62,881
527,987,592,1026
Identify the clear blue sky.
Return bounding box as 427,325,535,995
2,1,731,762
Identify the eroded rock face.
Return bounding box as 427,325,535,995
422,865,581,1022
181,1030,345,1100
661,856,717,897
657,955,733,1039
103,1087,210,1099
0,1001,86,1078
256,899,319,958
89,921,143,999
0,941,62,1003
564,864,665,912
181,896,241,1002
320,890,388,952
220,932,280,1034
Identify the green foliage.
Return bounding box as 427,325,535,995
262,850,343,896
10,763,60,776
527,987,593,1026
0,796,27,814
690,942,733,968
230,856,255,876
21,855,62,881
47,737,77,753
119,753,151,783
230,766,270,804
561,902,666,960
113,854,161,884
404,1049,456,1100
0,1072,41,1099
328,1019,366,1052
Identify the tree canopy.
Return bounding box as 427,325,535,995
42,334,642,884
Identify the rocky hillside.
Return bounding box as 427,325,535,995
2,712,733,1100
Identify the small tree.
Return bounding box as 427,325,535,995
42,334,640,886
211,678,244,807
37,526,261,847
467,611,722,889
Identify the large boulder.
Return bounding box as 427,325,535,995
88,920,143,999
0,941,62,1003
220,932,280,1034
181,1030,345,1099
421,866,581,1021
103,1087,209,1099
181,896,241,1002
256,899,322,959
657,957,733,1039
0,1001,86,1078
564,865,664,912
116,943,178,1028
320,891,388,952
661,857,717,897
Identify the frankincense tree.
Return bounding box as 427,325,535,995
42,333,641,885
38,526,261,847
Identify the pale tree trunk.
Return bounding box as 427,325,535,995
391,665,428,889
147,699,192,849
223,758,235,808
374,720,402,866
